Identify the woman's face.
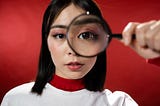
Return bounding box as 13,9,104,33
47,4,97,79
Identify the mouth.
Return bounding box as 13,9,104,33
65,62,84,71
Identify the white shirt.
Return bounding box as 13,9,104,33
1,82,138,106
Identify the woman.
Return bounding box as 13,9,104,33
1,0,160,106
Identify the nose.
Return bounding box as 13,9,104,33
65,41,77,56
67,48,77,56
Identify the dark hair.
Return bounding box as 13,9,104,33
32,0,112,94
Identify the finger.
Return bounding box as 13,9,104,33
130,40,160,59
147,20,160,51
135,20,156,47
139,48,160,59
122,22,139,45
154,31,160,51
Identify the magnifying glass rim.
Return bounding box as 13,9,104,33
66,11,110,58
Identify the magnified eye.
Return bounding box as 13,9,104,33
78,32,98,41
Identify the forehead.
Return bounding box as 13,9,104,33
52,4,85,27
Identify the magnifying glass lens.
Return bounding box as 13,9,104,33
67,14,109,57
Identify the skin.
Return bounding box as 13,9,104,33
122,20,160,59
47,4,97,79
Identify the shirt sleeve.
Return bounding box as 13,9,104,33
105,90,138,106
147,57,160,67
1,93,9,106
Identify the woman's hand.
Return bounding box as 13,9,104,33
122,20,160,59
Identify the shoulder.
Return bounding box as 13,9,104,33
5,82,34,96
102,89,138,106
1,82,35,106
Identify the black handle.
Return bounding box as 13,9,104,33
111,34,136,40
111,33,160,53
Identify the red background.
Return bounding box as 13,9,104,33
0,0,160,105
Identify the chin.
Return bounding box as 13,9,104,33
66,73,86,79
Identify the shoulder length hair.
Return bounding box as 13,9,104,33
32,0,112,94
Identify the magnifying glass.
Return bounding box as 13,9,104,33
66,12,160,57
66,12,131,57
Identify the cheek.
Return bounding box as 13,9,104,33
47,38,62,63
48,37,56,51
48,37,63,54
85,57,97,71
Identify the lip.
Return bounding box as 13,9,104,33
65,62,84,71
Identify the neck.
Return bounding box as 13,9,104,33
50,74,85,91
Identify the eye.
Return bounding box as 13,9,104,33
52,34,66,39
78,32,98,41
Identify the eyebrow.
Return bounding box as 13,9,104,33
50,25,68,29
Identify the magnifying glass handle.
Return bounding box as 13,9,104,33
111,33,136,40
111,33,160,53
